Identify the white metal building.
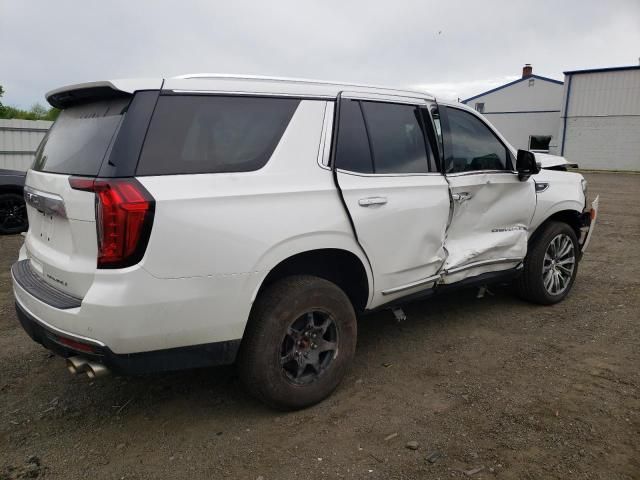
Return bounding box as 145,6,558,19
462,65,564,153
558,65,640,171
0,119,52,171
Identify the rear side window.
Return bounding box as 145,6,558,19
360,101,430,174
137,95,299,175
32,97,130,176
334,99,373,173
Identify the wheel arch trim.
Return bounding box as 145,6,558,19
249,238,374,310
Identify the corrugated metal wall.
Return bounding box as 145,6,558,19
559,68,640,171
565,69,640,117
0,119,52,171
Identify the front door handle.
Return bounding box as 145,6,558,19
358,196,388,207
452,192,473,203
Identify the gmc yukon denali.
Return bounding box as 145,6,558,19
12,75,598,409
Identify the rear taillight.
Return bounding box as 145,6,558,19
69,177,155,268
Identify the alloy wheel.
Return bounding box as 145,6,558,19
0,196,28,233
280,310,339,385
542,233,576,295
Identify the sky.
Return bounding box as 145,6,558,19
1,0,639,109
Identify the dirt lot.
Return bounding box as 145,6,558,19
0,172,638,480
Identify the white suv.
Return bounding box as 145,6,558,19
12,75,598,409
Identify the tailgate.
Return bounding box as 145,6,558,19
24,170,98,298
22,95,132,299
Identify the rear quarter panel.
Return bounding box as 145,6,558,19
137,100,372,335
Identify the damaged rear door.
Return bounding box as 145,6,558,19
439,105,535,283
334,93,450,305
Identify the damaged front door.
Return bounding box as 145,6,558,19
439,105,535,283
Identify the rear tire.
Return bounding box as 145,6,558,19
516,221,579,305
0,192,28,235
237,275,357,410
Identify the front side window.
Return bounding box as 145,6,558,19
360,101,430,174
442,107,509,173
137,95,299,175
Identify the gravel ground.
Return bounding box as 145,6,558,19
0,172,638,480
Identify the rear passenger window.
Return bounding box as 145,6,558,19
137,95,299,175
334,99,373,173
360,102,430,174
443,107,509,173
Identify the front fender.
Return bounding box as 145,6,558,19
529,169,586,234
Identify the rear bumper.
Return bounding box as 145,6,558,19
11,249,255,354
14,300,240,375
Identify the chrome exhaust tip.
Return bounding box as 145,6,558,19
66,356,89,375
85,361,109,379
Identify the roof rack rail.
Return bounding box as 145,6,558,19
172,73,433,98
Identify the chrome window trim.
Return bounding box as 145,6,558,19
169,90,334,100
336,168,443,178
316,101,334,170
341,91,430,106
445,170,518,177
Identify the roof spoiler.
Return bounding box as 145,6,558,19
46,79,163,109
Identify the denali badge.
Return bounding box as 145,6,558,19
492,226,527,233
46,273,68,287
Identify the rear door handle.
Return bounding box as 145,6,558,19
452,192,472,203
358,196,388,207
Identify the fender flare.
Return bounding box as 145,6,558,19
249,231,374,305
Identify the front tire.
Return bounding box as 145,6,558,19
238,275,357,410
516,221,579,305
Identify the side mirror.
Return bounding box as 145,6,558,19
516,149,541,180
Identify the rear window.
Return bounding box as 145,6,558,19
136,95,299,175
32,98,130,176
360,101,430,174
334,99,373,173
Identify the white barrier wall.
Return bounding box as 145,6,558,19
0,119,52,171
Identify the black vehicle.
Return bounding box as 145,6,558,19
0,169,28,234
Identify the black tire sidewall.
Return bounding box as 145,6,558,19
238,275,357,410
521,222,579,305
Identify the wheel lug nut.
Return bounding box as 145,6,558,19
312,344,317,349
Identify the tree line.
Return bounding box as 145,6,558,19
0,85,60,121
